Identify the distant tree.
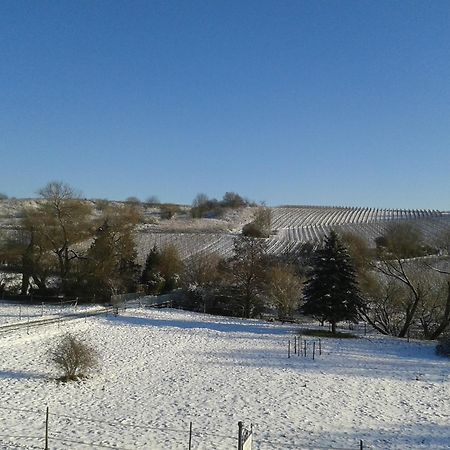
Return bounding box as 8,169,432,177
160,204,181,220
182,252,222,288
232,235,268,318
0,223,54,294
267,264,303,319
376,223,427,258
141,244,183,294
81,204,141,299
141,245,164,294
94,199,110,211
158,244,183,292
182,252,224,311
221,192,247,208
191,193,221,218
302,231,362,334
416,268,450,339
360,260,450,339
191,193,208,217
125,196,141,205
435,229,450,255
0,193,8,200
18,182,94,294
340,231,376,297
146,195,160,205
242,207,272,238
242,222,265,238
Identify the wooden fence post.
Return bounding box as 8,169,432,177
44,406,49,450
188,421,192,450
312,341,315,360
288,340,291,358
360,439,364,449
237,421,243,450
319,339,322,355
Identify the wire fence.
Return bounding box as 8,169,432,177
0,405,239,450
0,404,374,450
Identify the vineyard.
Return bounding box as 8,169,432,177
271,206,443,229
135,206,450,261
1,200,448,262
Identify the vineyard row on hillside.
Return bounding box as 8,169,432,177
271,206,443,229
135,215,450,261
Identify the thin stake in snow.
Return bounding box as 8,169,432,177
313,341,316,360
44,406,49,450
188,421,193,450
238,421,243,450
288,340,291,358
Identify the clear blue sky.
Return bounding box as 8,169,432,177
1,1,449,210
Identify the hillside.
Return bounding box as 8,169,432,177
1,199,449,264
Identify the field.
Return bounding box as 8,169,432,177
1,307,449,450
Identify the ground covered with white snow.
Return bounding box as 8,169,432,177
0,307,449,449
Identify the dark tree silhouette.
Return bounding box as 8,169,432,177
302,230,362,334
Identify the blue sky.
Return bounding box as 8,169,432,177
1,1,449,209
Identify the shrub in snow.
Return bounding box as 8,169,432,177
49,334,98,381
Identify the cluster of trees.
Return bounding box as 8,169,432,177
1,182,449,341
347,223,450,340
299,224,449,339
137,234,303,320
0,182,141,300
176,223,449,340
191,192,253,218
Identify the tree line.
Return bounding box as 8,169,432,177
0,182,449,340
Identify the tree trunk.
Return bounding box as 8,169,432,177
331,321,337,335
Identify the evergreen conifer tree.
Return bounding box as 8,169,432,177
85,219,139,300
302,230,362,334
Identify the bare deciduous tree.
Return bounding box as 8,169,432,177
25,182,93,293
267,264,303,319
232,235,267,318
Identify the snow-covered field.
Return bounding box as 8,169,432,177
0,302,102,327
0,308,449,450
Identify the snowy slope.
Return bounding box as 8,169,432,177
0,308,449,449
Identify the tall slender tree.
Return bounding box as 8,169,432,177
302,230,362,334
232,235,267,318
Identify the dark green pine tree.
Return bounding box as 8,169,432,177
140,245,164,294
302,230,362,334
86,220,139,300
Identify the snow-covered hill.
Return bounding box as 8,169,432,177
0,307,448,449
1,199,449,262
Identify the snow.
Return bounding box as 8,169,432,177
0,308,449,449
0,302,105,326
